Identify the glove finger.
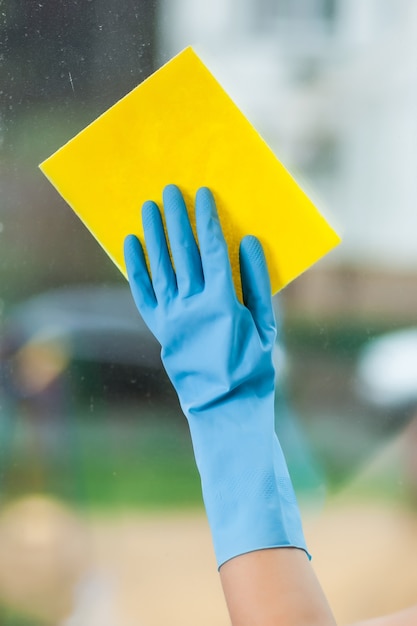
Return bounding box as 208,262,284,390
162,185,204,298
195,187,235,294
142,199,177,304
124,234,157,314
239,235,276,345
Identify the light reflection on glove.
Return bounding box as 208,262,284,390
124,184,309,568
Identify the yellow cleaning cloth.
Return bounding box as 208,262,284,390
39,46,340,295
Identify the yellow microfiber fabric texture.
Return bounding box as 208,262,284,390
39,46,340,297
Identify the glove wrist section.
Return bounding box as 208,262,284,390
186,397,310,569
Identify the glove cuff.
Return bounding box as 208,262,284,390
197,431,310,568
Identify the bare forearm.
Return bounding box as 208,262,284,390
220,548,337,626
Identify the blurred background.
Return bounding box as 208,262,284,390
1,0,417,624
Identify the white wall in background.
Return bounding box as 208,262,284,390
158,0,417,269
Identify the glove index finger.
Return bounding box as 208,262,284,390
239,235,276,345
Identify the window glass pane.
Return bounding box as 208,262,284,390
1,2,416,624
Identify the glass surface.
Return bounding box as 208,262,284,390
1,1,417,624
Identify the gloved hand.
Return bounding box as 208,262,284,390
124,184,309,568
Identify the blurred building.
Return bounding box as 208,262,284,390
159,0,417,321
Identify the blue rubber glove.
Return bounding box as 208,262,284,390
124,184,309,568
